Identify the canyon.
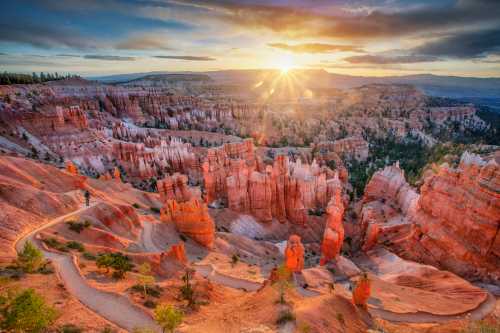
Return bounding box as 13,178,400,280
0,77,498,333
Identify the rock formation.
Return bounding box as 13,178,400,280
320,174,345,265
352,273,371,308
66,161,79,175
360,153,500,283
284,234,305,272
160,198,215,248
157,173,192,203
164,242,188,264
203,140,342,224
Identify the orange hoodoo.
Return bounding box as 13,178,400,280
284,234,305,273
113,167,121,181
352,273,371,308
320,176,345,265
164,242,188,264
160,198,215,248
66,160,78,175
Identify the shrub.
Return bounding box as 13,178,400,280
132,203,142,209
336,313,345,325
66,241,85,252
43,238,68,252
17,241,44,273
66,221,91,233
83,252,96,261
231,254,240,266
462,320,500,333
276,310,296,325
150,207,160,214
101,326,116,333
143,300,156,308
59,324,83,333
130,284,162,298
154,304,183,333
179,234,188,242
96,252,133,279
0,288,58,332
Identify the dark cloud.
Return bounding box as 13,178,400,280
56,54,81,58
412,27,500,59
344,54,441,64
84,55,136,61
154,55,216,61
268,42,363,54
172,0,500,40
0,22,95,49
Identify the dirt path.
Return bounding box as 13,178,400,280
193,264,262,292
15,202,161,332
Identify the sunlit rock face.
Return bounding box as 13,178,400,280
157,173,192,203
164,242,188,264
203,140,343,225
320,174,345,265
313,137,369,162
160,198,215,248
285,234,305,272
359,153,500,283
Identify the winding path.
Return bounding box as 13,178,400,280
15,202,161,333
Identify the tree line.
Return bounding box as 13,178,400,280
0,71,79,85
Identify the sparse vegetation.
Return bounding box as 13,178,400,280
66,241,85,252
273,265,292,304
59,324,83,333
0,288,58,332
231,253,240,266
461,320,500,333
153,304,183,333
16,241,44,273
336,312,345,325
132,203,142,209
83,252,97,261
66,220,91,233
150,207,161,214
180,269,196,308
276,310,296,325
136,263,156,297
43,238,69,252
96,252,133,279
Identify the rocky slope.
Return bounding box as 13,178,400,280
359,152,500,283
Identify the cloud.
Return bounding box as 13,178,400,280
344,54,441,64
83,55,136,61
412,27,500,59
171,0,500,40
154,55,216,61
115,34,173,50
268,42,363,54
0,22,95,49
56,54,81,58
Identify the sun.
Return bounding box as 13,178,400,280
277,55,295,74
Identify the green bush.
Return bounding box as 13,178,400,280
0,288,58,332
66,220,91,233
96,252,133,279
130,284,162,298
132,203,142,209
83,252,97,261
43,238,68,252
154,304,183,333
17,241,44,273
66,241,85,252
150,207,160,214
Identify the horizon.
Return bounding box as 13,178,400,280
1,0,500,78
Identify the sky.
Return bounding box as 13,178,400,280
1,0,500,77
